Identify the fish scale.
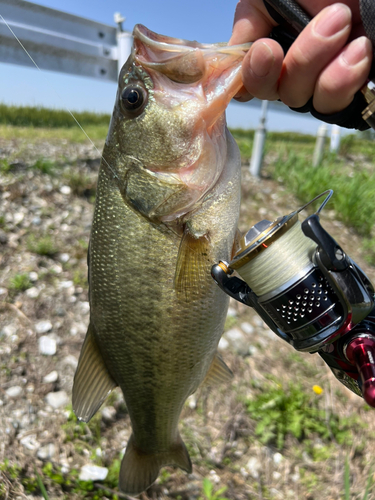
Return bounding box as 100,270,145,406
72,23,249,495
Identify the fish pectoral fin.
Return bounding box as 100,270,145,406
120,432,192,495
174,226,211,299
72,323,117,423
232,228,243,259
203,352,233,386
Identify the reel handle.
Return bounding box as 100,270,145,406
345,335,375,407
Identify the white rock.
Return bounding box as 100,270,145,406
13,212,24,225
58,280,73,289
20,434,40,451
273,471,282,481
0,287,7,296
218,337,229,351
101,406,116,423
273,452,283,465
29,272,38,282
43,371,59,384
59,253,70,263
26,287,39,298
6,386,22,398
45,391,69,409
1,324,17,337
241,322,254,335
187,395,197,409
63,355,78,368
37,443,56,460
35,320,52,334
38,336,57,356
60,185,71,195
225,328,248,356
227,307,237,317
246,457,262,479
248,345,258,356
79,464,108,481
80,301,90,315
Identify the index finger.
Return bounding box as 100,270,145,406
229,0,277,45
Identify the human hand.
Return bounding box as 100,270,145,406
230,1,372,116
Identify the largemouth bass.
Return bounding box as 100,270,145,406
72,24,249,494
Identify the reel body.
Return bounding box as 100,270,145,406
212,191,375,406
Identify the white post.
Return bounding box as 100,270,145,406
330,124,341,153
114,13,133,73
313,123,328,167
250,100,268,177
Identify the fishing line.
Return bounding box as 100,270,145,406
236,221,317,296
0,14,119,180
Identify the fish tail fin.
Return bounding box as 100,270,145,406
119,432,192,495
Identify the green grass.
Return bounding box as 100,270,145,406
0,103,110,128
245,381,355,449
9,273,32,292
27,235,58,257
270,150,375,237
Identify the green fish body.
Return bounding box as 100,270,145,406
73,25,249,494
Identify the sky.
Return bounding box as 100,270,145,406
0,0,330,135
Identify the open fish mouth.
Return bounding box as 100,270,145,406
132,24,251,110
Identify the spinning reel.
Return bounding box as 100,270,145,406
212,191,375,406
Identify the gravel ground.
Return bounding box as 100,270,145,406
1,134,375,500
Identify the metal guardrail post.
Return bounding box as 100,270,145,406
250,100,268,178
313,123,328,167
330,124,341,153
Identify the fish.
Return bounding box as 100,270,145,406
72,24,249,495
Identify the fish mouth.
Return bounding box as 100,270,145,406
133,24,251,119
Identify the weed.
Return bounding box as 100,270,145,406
64,168,96,198
271,151,375,238
0,158,11,173
27,235,58,257
199,478,229,500
9,272,32,292
245,381,353,449
363,237,375,266
73,268,88,287
0,103,110,128
32,158,56,175
343,458,373,500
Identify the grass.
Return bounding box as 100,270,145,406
245,380,354,449
0,103,110,128
27,235,58,257
9,273,32,292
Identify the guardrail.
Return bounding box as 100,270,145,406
0,0,132,81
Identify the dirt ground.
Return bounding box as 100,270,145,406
1,134,375,500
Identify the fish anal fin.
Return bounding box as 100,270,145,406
203,352,233,386
72,323,117,423
174,227,211,300
120,433,192,495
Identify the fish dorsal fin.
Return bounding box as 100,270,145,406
72,323,117,422
203,352,233,386
174,226,211,299
119,432,192,495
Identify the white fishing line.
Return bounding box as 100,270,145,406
0,14,118,180
236,221,317,297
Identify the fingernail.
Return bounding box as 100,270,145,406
249,42,274,78
341,36,370,66
314,4,351,38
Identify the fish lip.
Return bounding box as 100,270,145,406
133,24,252,56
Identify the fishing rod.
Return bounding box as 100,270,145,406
212,1,375,406
212,191,375,407
262,0,375,131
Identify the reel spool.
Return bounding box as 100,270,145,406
212,191,375,406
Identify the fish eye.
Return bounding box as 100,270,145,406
120,85,147,114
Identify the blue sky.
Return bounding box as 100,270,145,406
0,0,326,134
